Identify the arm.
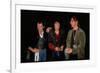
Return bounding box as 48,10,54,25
66,30,72,48
48,43,55,51
65,30,72,54
77,31,86,59
60,30,66,51
48,31,55,51
28,47,39,53
64,31,72,59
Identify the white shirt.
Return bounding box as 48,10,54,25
34,31,44,62
39,31,44,38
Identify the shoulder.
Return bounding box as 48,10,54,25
79,28,84,32
44,32,48,36
78,28,85,34
49,29,54,35
68,29,73,34
78,28,86,37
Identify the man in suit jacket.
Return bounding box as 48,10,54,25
28,21,48,62
65,16,86,60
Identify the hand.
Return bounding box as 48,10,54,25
65,48,72,54
60,45,64,51
46,27,52,33
55,47,60,52
28,47,39,53
28,47,33,52
33,48,39,53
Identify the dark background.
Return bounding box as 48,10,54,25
21,10,90,63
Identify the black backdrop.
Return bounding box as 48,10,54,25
21,10,90,62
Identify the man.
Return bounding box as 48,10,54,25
28,21,48,62
65,16,86,60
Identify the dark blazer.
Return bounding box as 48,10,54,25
27,32,48,62
30,32,48,49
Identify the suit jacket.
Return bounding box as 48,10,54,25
66,28,86,59
31,32,48,49
27,32,48,62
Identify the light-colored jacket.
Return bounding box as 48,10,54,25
65,28,86,59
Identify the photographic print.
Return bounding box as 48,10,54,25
11,2,96,73
21,10,90,63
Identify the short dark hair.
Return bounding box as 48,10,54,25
71,16,80,27
54,21,60,24
71,16,78,21
37,21,43,24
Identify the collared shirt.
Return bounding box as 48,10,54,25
39,31,44,38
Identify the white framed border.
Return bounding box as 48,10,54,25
11,2,96,73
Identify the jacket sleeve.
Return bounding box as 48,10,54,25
66,30,72,48
78,31,86,59
48,32,55,51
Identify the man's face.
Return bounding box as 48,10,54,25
37,23,44,31
70,18,77,28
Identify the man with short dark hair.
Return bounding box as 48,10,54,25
65,16,86,60
28,21,48,62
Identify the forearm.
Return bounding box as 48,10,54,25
48,43,55,51
28,47,34,52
